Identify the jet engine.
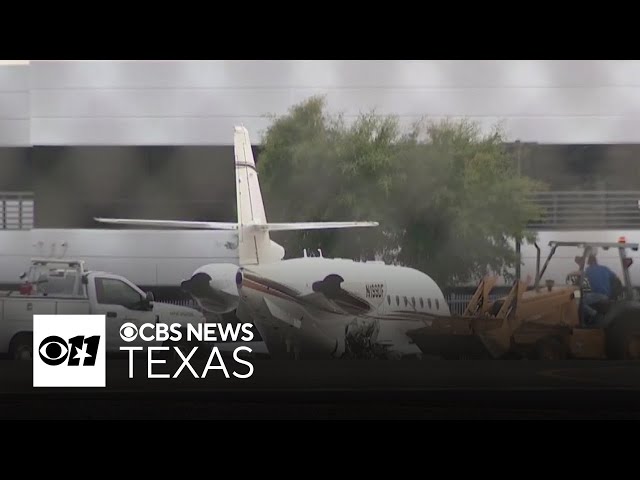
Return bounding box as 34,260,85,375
180,263,240,314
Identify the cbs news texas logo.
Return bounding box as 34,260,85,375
33,315,106,387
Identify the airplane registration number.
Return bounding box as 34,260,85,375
365,283,384,299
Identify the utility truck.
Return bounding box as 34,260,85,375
0,258,206,360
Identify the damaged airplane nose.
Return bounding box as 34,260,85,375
180,264,240,315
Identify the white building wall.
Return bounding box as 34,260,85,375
0,64,29,146
2,60,640,145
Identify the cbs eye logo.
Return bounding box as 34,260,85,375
38,335,101,367
120,323,138,342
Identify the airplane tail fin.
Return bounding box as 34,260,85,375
233,125,276,265
231,126,378,264
94,125,378,266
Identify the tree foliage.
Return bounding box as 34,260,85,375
258,96,546,286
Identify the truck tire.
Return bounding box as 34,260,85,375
10,333,33,361
606,313,640,360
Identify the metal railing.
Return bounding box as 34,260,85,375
446,292,505,316
0,192,34,230
528,191,640,230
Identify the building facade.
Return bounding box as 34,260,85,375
1,60,640,227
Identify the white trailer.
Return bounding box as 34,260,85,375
0,228,239,289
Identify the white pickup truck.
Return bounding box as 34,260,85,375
0,258,206,360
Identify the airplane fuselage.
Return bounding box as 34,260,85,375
236,257,450,359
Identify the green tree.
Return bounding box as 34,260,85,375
258,96,545,286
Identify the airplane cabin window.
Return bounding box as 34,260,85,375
387,295,390,305
396,295,399,306
428,298,432,309
436,299,440,310
420,298,424,309
411,297,416,308
404,296,408,307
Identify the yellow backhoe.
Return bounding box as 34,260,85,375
408,240,640,360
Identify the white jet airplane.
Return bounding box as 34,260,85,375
96,126,451,359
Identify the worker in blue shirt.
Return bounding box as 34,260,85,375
582,254,618,326
586,254,617,296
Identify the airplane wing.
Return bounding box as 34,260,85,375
262,297,302,329
94,218,377,231
94,218,238,230
260,221,379,231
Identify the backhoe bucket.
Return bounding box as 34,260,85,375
407,278,528,359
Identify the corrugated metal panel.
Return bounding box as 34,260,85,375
529,191,640,229
0,60,637,145
0,65,29,146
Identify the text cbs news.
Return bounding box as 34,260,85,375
118,321,256,379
